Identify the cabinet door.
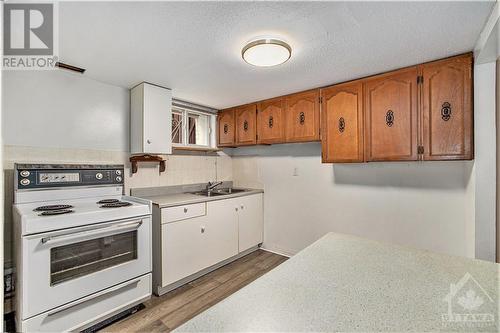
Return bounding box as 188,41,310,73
131,82,172,154
217,108,235,146
321,82,364,163
421,54,473,160
365,67,418,161
238,193,263,252
235,104,257,145
205,199,239,266
285,90,320,142
257,97,285,144
161,215,208,286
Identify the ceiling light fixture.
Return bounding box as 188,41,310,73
242,38,291,67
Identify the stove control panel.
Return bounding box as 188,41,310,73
15,164,125,190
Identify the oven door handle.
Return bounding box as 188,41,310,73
47,278,140,317
40,220,143,244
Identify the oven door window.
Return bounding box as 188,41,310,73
50,231,138,285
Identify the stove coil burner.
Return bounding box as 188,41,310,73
96,199,120,204
38,209,74,216
100,201,132,208
34,204,74,212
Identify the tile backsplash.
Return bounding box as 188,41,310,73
3,145,232,266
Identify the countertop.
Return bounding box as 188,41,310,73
140,188,263,208
175,233,499,332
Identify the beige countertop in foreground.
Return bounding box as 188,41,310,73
175,232,499,332
140,188,264,208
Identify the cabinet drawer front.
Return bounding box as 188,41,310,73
161,203,206,224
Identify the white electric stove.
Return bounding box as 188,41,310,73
13,164,152,332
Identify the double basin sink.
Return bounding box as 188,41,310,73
191,188,248,197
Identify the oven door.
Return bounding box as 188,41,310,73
21,216,151,319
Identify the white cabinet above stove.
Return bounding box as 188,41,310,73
130,82,172,154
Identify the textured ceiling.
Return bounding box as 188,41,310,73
59,1,494,109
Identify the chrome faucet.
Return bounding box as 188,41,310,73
206,181,223,192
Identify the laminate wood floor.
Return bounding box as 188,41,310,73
102,250,288,333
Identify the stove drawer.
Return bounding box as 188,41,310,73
161,202,206,224
20,274,151,332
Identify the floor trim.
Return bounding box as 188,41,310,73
260,247,292,258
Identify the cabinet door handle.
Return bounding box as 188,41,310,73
240,205,244,210
201,226,205,233
268,116,274,128
243,120,249,131
146,139,152,144
235,207,238,211
338,117,345,133
299,112,305,125
184,208,188,213
385,110,394,127
441,102,451,121
223,124,229,134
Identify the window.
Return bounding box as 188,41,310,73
172,107,215,148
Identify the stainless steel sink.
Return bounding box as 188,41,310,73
191,188,248,197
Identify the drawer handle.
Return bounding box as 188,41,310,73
441,102,451,121
385,110,394,127
47,279,140,316
299,112,305,125
184,208,188,213
338,117,345,133
201,226,205,233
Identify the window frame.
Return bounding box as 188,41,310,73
171,106,216,149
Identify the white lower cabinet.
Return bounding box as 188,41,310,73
155,193,263,295
238,193,264,252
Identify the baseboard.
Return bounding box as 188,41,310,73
260,246,293,258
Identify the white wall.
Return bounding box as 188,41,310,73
474,62,497,262
2,70,129,151
230,143,475,258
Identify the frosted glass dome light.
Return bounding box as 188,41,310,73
242,39,291,67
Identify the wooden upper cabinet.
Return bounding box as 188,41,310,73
321,82,364,163
235,104,257,145
217,108,235,147
285,90,320,142
257,97,285,144
421,54,473,160
364,67,419,161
